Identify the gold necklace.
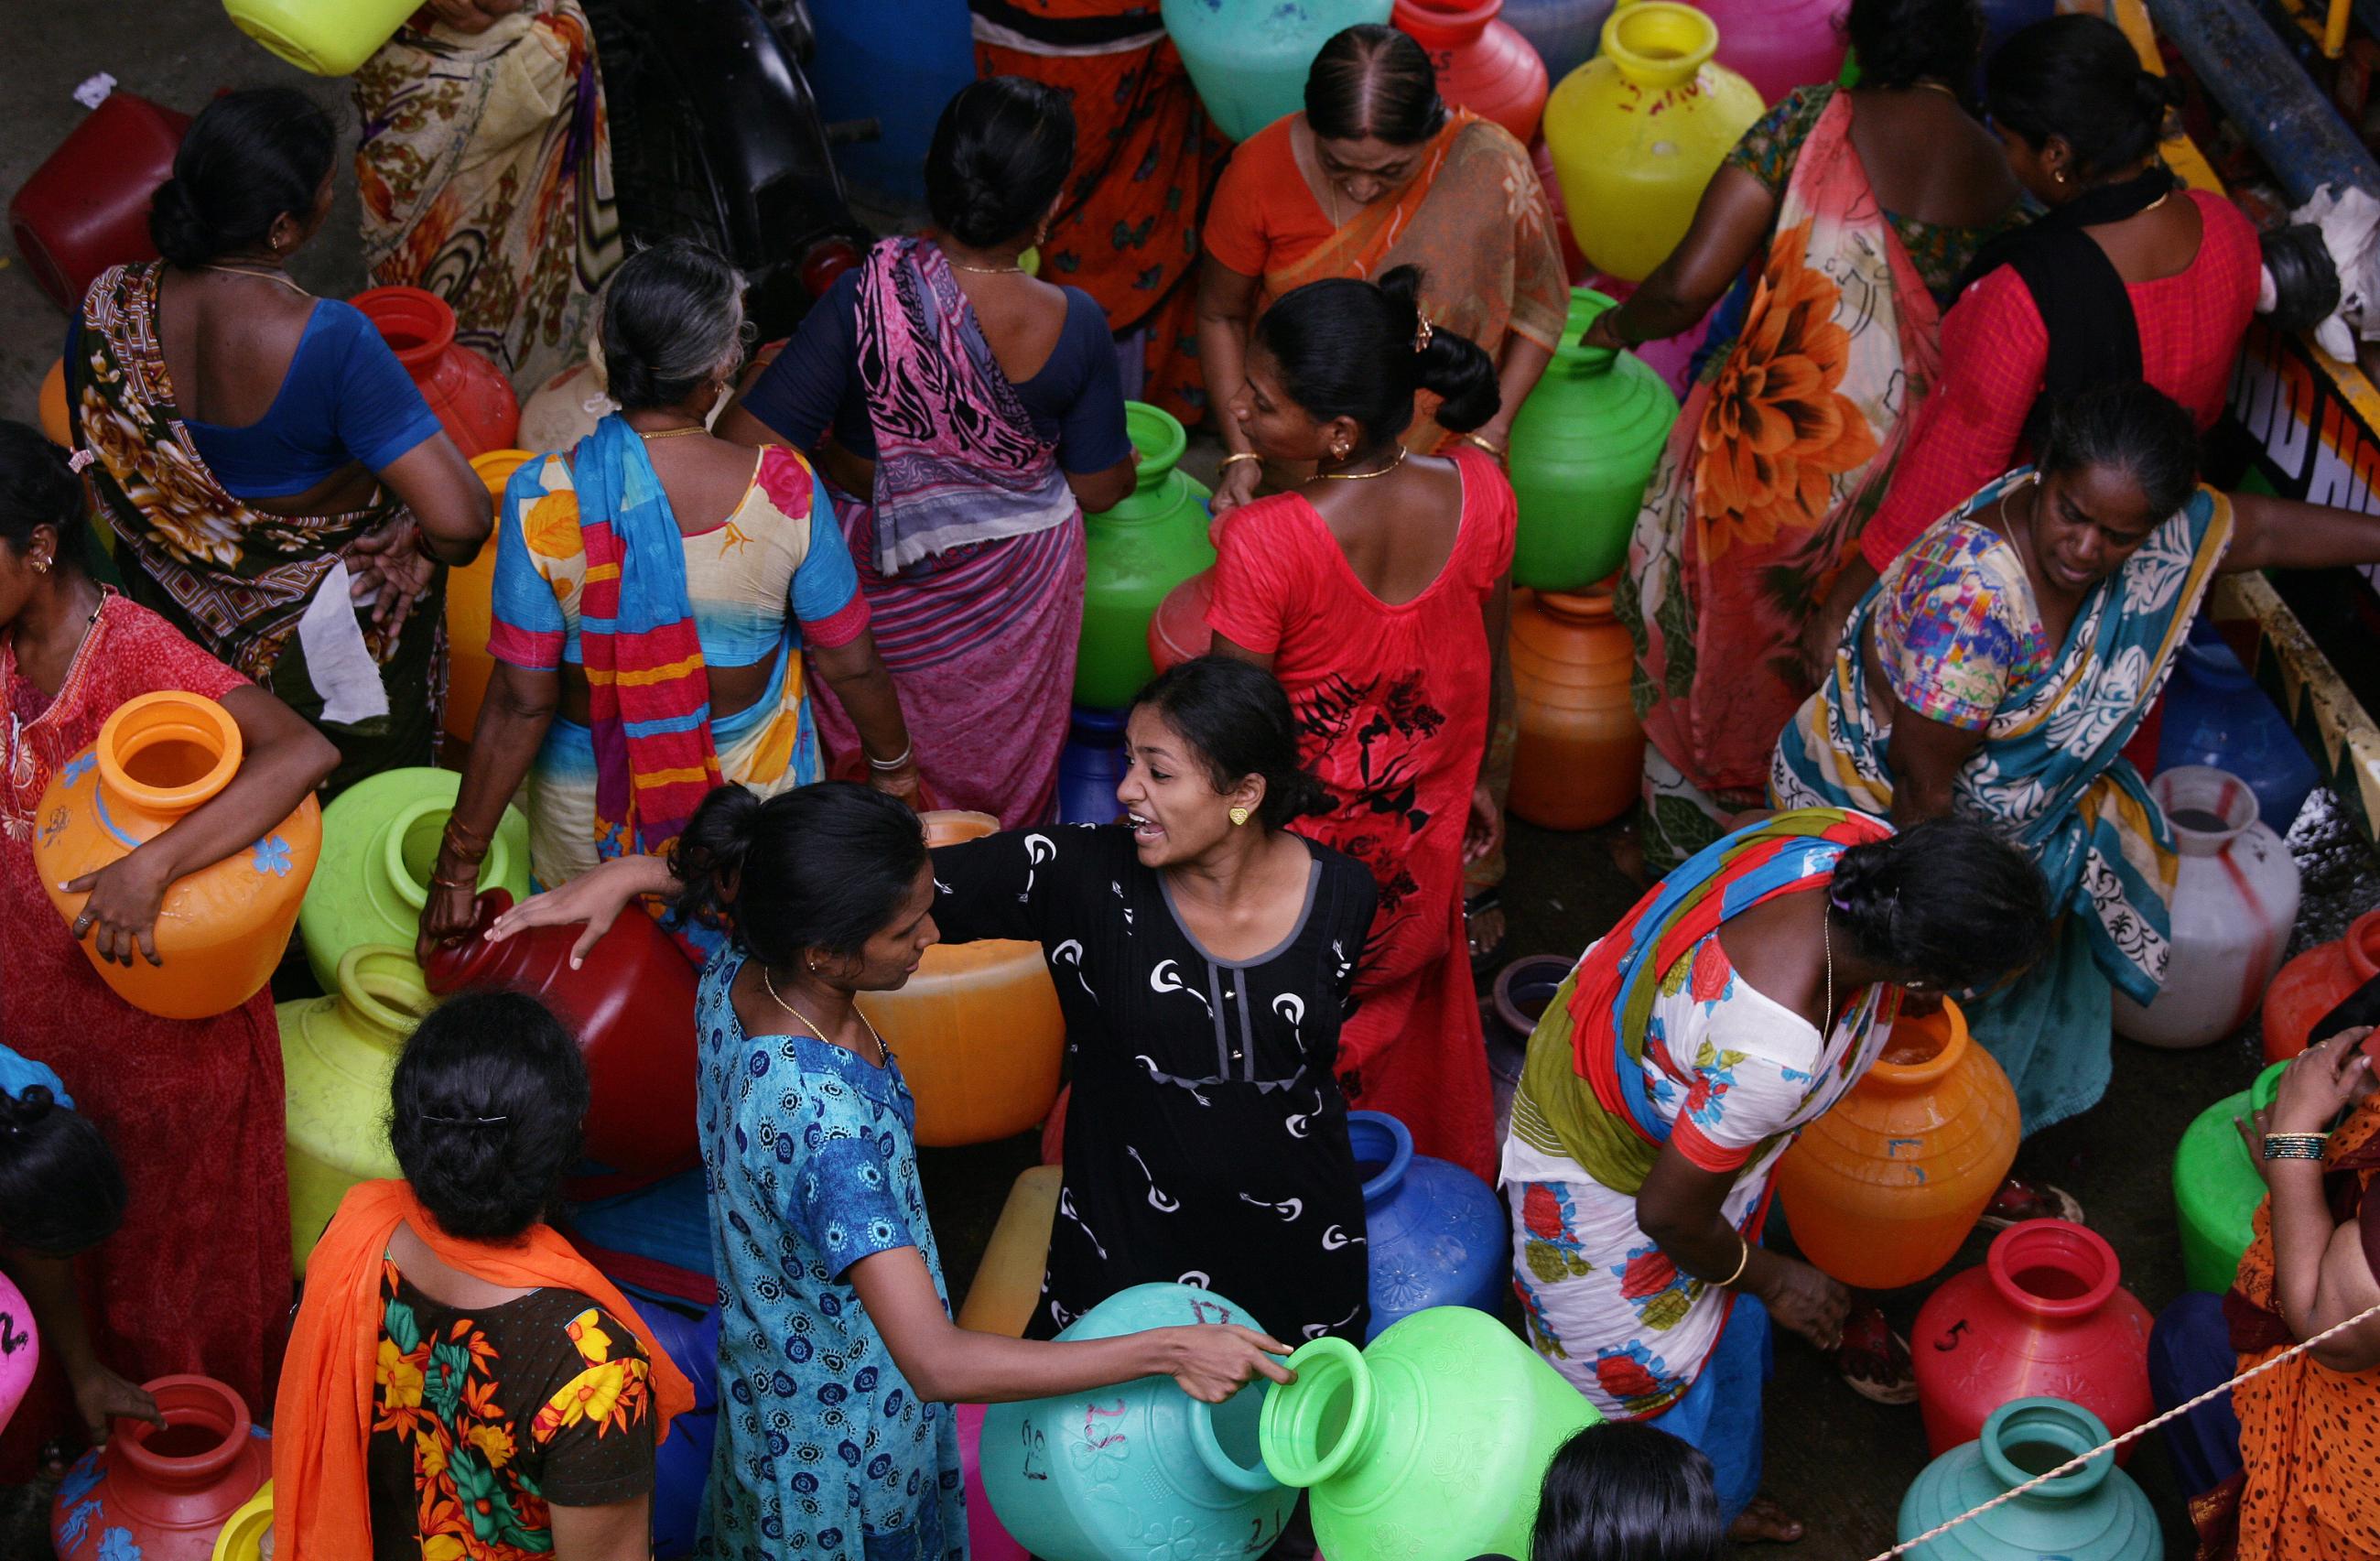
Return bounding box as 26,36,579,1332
1910,81,1962,101
760,964,891,1067
637,424,709,440
947,260,1024,275
1822,904,1835,1032
201,264,310,298
1317,448,1407,482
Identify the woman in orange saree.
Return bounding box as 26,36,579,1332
971,0,1224,426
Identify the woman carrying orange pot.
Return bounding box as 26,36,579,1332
0,420,338,1425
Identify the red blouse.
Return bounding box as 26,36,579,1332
1859,189,2260,571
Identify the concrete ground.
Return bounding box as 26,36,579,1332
7,11,2377,1560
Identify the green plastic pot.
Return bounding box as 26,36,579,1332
1076,402,1215,710
1258,1306,1597,1558
1506,287,1679,591
1898,1398,2159,1561
297,766,529,992
2173,1061,2289,1293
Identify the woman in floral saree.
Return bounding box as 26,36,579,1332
1771,385,2380,1140
1503,811,2046,1542
1596,0,2022,871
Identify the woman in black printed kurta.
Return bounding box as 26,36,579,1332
934,658,1378,1344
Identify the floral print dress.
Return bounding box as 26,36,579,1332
365,1262,655,1559
693,953,965,1561
1500,930,1890,1419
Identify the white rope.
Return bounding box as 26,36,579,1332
1862,1298,2380,1561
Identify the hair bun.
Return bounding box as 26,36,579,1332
2134,69,2185,114
146,178,210,267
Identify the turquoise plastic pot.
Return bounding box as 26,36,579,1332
2173,1061,2288,1293
1898,1398,2159,1561
1507,287,1679,591
297,766,529,991
1162,0,1394,142
1259,1306,1597,1558
1077,403,1215,710
979,1283,1293,1561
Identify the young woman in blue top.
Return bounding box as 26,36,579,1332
487,780,1293,1559
70,88,492,789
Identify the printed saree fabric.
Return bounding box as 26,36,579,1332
1622,90,1945,863
354,0,622,388
1260,112,1568,453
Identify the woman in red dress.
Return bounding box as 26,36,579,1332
0,421,336,1434
1809,14,2261,667
1206,266,1510,1179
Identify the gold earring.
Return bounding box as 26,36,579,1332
1228,806,1250,827
33,558,50,574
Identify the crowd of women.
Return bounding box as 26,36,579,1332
4,0,2380,1557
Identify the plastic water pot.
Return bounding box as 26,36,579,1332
445,449,536,747
957,1166,1064,1339
980,1283,1293,1561
49,1376,271,1561
1349,1111,1509,1337
1163,0,1396,142
957,1404,1031,1561
1501,0,1616,85
1260,1306,1597,1557
1776,999,2019,1291
1509,586,1644,829
1897,1398,2159,1561
278,946,429,1276
1506,287,1678,589
8,93,189,310
2112,766,2300,1049
2173,1062,2288,1294
33,692,322,1020
1057,707,1129,827
2154,623,2318,835
1395,0,1552,142
2263,908,2380,1063
1542,4,1764,282
806,0,978,199
1912,1220,2154,1463
0,1268,38,1435
352,287,520,458
1693,0,1852,107
618,1293,718,1559
1078,403,1215,710
297,766,530,992
221,0,417,75
1147,568,1217,678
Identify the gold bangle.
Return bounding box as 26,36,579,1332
1463,433,1507,458
1218,451,1261,469
1716,1231,1752,1288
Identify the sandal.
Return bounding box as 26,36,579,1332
1977,1176,2085,1230
1831,1300,1918,1406
1466,888,1508,981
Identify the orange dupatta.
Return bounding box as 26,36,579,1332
271,1179,697,1560
1263,111,1570,451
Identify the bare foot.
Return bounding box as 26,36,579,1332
1728,1497,1806,1545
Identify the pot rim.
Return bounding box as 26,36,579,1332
1985,1218,2122,1320
1347,1111,1415,1203
352,285,460,371
1978,1396,2114,1501
2346,906,2380,982
1492,952,1577,1038
1862,999,1970,1091
1599,2,1719,89
1392,0,1503,45
94,691,242,817
1257,1335,1372,1489
113,1373,253,1489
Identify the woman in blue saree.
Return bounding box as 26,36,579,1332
1773,383,2380,1177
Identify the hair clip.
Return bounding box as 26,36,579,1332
67,449,95,473
420,1111,510,1126
1412,312,1434,353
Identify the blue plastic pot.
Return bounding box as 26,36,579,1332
1349,1110,1509,1339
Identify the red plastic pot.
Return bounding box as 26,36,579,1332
1395,0,1551,143
1911,1220,2154,1464
49,1375,270,1561
2262,907,2380,1064
352,285,521,457
1146,567,1216,678
9,93,192,311
1531,137,1591,286
424,888,700,1198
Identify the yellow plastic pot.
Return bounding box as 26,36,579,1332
278,946,428,1275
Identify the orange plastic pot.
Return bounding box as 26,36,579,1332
351,286,520,458
857,811,1066,1146
38,359,70,447
2261,907,2380,1064
445,449,535,746
1775,999,2018,1290
1509,586,1642,829
32,692,321,1019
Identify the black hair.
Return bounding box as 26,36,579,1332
2034,381,2202,522
1985,14,2184,182
1530,1423,1724,1561
674,782,930,967
0,1085,126,1257
1305,24,1448,145
1253,265,1500,448
600,239,747,413
925,77,1077,249
1128,657,1328,829
147,86,336,268
1829,817,2051,993
1845,0,1985,93
388,992,590,1241
0,420,92,577
2261,224,2342,336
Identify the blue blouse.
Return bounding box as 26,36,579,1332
694,953,965,1561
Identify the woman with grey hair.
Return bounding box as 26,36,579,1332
418,239,914,959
